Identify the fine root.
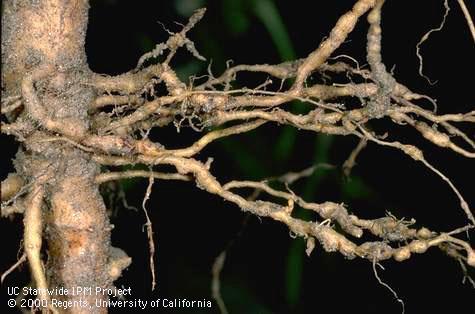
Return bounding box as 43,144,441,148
1,253,27,284
142,174,157,290
372,259,405,314
211,252,228,314
415,0,450,84
3,2,474,308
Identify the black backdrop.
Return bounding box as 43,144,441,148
1,1,474,313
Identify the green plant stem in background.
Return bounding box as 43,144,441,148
285,134,334,309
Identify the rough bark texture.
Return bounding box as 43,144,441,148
2,1,473,313
2,1,112,312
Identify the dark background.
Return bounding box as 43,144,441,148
1,0,474,313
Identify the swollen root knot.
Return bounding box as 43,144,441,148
393,247,411,262
401,145,423,161
359,242,393,261
409,240,428,254
108,247,132,281
416,227,433,239
467,250,475,267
